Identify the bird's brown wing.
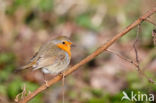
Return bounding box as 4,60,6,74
32,43,66,70
30,52,39,62
33,52,66,70
33,56,56,70
21,55,57,70
20,52,39,69
21,41,55,69
21,42,66,70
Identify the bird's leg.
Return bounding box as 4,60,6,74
59,72,65,103
42,72,49,87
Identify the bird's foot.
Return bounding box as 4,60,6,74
44,80,49,87
59,72,65,78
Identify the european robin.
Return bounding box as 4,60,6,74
21,36,72,85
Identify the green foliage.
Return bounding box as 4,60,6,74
0,52,16,82
91,89,103,97
86,71,156,103
124,0,141,14
76,13,98,31
0,70,11,82
7,77,42,103
0,85,7,95
13,0,31,7
7,78,23,99
87,93,110,103
0,52,15,64
38,0,53,11
88,97,107,103
6,0,53,15
25,82,43,103
0,52,43,102
68,90,78,99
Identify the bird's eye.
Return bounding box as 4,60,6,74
62,41,65,44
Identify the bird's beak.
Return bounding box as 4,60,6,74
71,43,76,47
67,41,72,45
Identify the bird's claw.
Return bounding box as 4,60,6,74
59,72,65,78
44,80,49,87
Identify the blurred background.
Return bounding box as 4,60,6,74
0,0,156,103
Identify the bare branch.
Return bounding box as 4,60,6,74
106,49,155,84
15,84,27,102
134,24,141,63
132,21,155,84
145,19,156,26
106,49,138,66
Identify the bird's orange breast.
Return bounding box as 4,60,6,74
57,44,71,58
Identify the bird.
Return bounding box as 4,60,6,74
20,36,72,86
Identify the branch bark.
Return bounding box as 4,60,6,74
145,18,156,26
18,7,156,103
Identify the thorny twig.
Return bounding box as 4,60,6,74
145,19,156,26
15,84,27,102
146,18,156,45
18,8,156,103
133,24,141,66
132,23,155,83
106,49,138,66
106,49,155,84
15,84,32,103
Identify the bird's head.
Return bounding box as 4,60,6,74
53,36,72,57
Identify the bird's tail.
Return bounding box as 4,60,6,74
21,64,31,70
14,62,33,73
